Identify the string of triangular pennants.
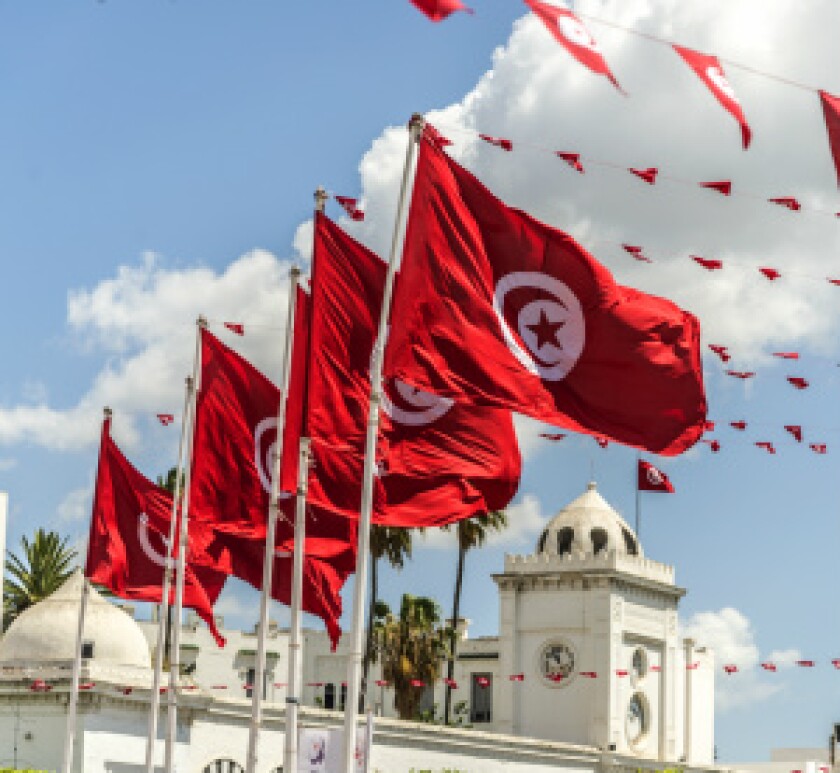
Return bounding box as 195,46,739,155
408,1,840,189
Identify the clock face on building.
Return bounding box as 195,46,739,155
625,692,648,746
538,640,576,685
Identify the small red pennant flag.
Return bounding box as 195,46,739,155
784,425,803,443
810,443,827,454
796,660,815,667
629,167,658,184
828,278,840,286
622,244,652,262
224,322,245,336
723,664,738,674
760,662,777,672
580,671,598,678
650,665,661,672
787,376,809,389
79,682,96,690
159,687,168,694
479,134,513,151
509,673,525,682
686,662,699,670
476,676,491,688
831,659,840,669
768,196,801,211
409,0,472,21
759,267,782,281
273,682,287,688
709,344,731,362
701,439,721,452
539,432,567,441
704,420,715,432
334,196,365,222
726,370,755,380
595,436,610,448
730,420,747,430
410,679,426,687
699,180,732,195
29,680,52,692
121,687,134,695
638,459,675,493
773,352,799,360
443,678,458,688
556,151,584,173
156,413,175,426
547,673,564,683
243,683,253,690
375,679,389,687
212,685,228,690
693,256,723,270
615,669,629,677
755,441,776,454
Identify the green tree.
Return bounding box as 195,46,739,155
442,510,507,724
363,525,415,695
371,593,449,721
3,528,77,629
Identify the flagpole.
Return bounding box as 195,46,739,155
282,436,311,773
635,452,641,538
342,113,425,773
281,186,326,773
61,561,92,773
164,316,205,773
245,266,301,773
145,377,195,773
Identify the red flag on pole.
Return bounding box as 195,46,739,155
307,213,521,527
784,425,803,443
820,91,840,187
85,417,226,646
637,460,675,493
524,0,621,91
384,124,707,456
673,45,751,149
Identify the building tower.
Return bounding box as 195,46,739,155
493,482,713,764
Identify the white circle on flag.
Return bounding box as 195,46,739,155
493,271,585,382
381,378,454,427
705,65,739,103
557,15,600,52
138,513,175,569
254,416,277,494
646,466,664,486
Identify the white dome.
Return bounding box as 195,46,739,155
536,482,642,559
0,570,151,669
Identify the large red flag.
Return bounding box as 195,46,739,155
819,91,840,187
85,417,226,645
525,0,621,92
306,213,521,527
384,125,707,456
673,45,751,149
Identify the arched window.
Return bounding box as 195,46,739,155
556,527,574,555
621,526,639,556
590,527,608,555
202,760,245,773
324,682,336,710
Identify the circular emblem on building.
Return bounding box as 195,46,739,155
537,639,577,687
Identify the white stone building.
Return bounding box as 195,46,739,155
0,482,720,772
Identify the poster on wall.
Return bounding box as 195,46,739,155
297,725,369,773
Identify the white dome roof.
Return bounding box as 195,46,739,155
536,482,642,559
0,570,151,669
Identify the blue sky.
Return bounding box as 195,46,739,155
1,0,839,762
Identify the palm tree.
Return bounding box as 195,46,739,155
442,510,508,724
3,528,78,629
363,525,414,694
371,593,449,720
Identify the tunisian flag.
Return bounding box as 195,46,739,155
637,460,675,493
673,45,751,149
85,416,226,645
384,125,707,456
525,0,621,92
819,91,840,187
307,212,521,527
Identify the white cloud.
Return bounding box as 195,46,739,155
419,493,547,551
681,607,782,710
58,487,91,524
0,250,294,452
765,647,803,670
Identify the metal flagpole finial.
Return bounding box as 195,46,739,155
103,406,113,420
197,314,208,329
409,112,425,136
290,265,302,280
314,186,328,213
